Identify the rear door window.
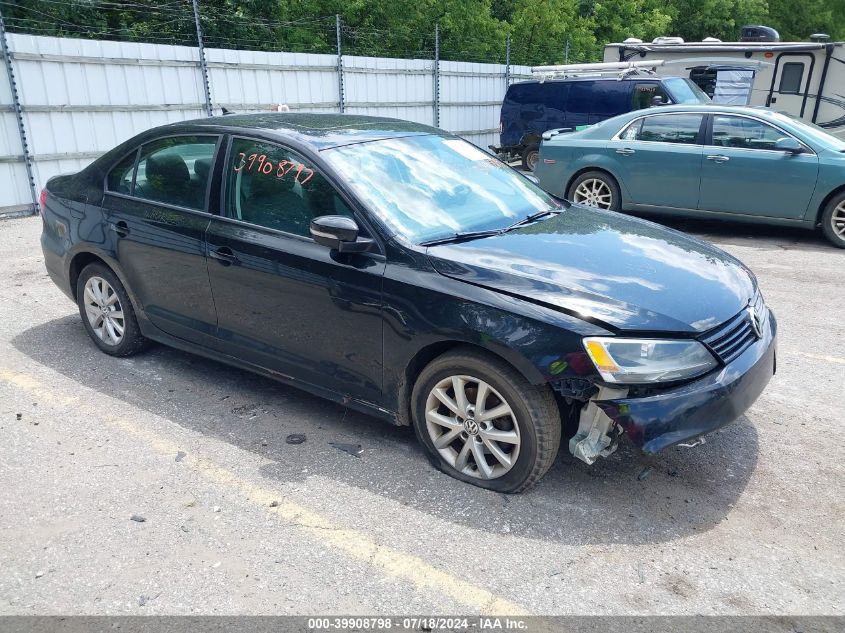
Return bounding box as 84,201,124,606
636,114,704,144
133,136,218,211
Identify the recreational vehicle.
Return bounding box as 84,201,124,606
604,27,845,139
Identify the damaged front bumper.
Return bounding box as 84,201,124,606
593,309,777,454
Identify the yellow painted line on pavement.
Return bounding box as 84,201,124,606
0,366,529,616
794,352,845,365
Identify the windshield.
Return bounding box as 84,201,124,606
322,135,560,243
664,78,711,104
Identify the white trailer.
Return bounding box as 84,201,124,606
604,36,845,139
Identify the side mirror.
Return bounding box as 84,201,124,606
523,173,540,185
310,215,374,253
651,95,667,106
775,137,805,154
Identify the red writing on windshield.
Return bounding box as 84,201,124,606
233,152,314,185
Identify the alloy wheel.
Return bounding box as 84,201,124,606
832,201,845,238
424,375,521,480
525,150,539,171
83,276,125,346
573,178,613,209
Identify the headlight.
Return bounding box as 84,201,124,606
583,337,717,384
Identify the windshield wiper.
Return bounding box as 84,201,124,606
503,208,561,232
419,229,504,247
420,207,564,247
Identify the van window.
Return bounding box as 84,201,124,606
504,82,567,110
591,82,629,116
631,83,669,110
568,82,593,115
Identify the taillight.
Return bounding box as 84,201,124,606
499,120,503,133
39,189,47,214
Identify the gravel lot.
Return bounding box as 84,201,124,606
0,214,843,615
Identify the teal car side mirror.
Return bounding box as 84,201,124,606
775,137,805,154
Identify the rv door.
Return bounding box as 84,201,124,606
767,53,814,118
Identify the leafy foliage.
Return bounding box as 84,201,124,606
1,0,843,64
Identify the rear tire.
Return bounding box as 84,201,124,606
820,192,845,248
411,347,561,493
522,144,540,171
76,263,150,357
567,170,621,211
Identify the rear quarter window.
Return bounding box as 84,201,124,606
106,150,138,194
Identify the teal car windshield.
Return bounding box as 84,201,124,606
664,78,711,104
323,135,560,243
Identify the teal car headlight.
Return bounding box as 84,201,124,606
583,337,718,384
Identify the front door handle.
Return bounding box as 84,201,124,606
108,221,129,238
616,148,636,156
208,246,238,266
706,155,730,163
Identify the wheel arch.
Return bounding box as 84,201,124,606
67,249,144,318
395,340,546,426
815,184,845,225
565,166,621,200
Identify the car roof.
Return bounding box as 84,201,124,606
152,113,443,151
621,103,774,117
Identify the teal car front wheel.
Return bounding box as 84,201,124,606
568,170,621,211
821,192,845,249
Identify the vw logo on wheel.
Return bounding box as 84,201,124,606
463,418,480,436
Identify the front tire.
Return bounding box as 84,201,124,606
821,192,845,248
567,170,621,211
411,347,561,493
76,263,150,357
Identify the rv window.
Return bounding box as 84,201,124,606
779,63,804,94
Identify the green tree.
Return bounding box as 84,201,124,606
663,0,769,41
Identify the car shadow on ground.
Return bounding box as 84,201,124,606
13,315,760,546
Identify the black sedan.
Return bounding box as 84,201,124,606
40,114,776,492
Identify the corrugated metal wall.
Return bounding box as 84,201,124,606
0,33,531,213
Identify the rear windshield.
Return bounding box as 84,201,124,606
663,78,711,104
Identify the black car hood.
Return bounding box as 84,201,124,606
427,206,756,333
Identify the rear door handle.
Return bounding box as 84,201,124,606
108,221,129,237
706,155,730,163
208,246,238,266
616,148,635,156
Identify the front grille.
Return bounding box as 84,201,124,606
700,293,766,364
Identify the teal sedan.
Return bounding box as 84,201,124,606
534,105,845,248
